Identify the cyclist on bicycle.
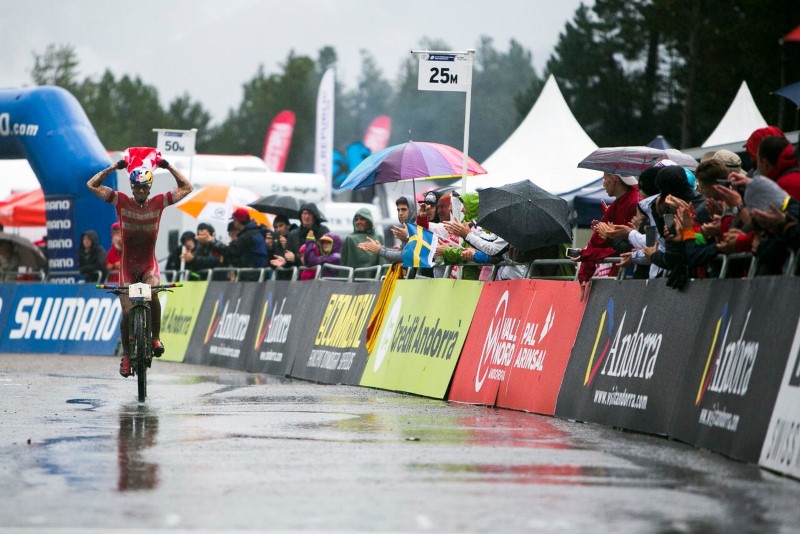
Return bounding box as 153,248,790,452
87,157,193,377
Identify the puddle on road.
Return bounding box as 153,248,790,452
407,462,659,487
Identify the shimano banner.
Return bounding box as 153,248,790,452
0,283,121,355
290,281,380,385
555,279,704,436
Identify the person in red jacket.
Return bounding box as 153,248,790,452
757,135,800,200
573,172,640,290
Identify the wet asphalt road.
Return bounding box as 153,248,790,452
1,354,799,533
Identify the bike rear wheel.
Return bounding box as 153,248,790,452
131,307,150,402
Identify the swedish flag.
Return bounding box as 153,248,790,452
402,223,438,268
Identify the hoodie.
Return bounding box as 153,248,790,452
285,202,331,267
303,232,343,279
340,207,385,269
78,230,107,282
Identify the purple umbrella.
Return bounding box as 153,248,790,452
578,146,698,177
338,141,486,190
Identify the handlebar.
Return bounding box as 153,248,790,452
96,282,183,294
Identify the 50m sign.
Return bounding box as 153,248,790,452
417,53,472,93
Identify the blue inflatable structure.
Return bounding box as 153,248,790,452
0,86,117,279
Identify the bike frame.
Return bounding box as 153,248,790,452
97,282,181,402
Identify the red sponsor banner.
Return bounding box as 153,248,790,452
362,115,391,153
262,110,295,172
448,280,586,415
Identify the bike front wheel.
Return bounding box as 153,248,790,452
130,306,150,402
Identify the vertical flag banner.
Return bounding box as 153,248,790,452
362,115,391,153
263,110,295,172
402,223,438,268
315,67,335,200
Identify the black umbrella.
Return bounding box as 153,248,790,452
0,232,46,271
476,180,572,251
248,194,307,219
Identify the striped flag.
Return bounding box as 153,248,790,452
402,223,438,268
123,147,161,173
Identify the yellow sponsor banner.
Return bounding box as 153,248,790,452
159,281,209,362
359,279,482,399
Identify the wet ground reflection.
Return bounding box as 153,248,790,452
117,405,159,491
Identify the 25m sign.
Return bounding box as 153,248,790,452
417,53,473,93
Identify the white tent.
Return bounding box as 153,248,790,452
460,74,599,195
702,81,767,148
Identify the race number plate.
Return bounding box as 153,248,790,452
128,283,152,301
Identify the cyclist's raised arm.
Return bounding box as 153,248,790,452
159,159,193,202
87,159,126,201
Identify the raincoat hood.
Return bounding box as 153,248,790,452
299,203,327,223
460,193,479,221
351,207,376,233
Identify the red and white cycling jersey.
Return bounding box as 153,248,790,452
107,190,177,284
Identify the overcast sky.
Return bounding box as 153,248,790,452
1,0,589,123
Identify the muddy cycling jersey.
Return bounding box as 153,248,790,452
107,190,177,284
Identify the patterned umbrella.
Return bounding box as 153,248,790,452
338,141,486,190
578,146,697,177
176,184,270,226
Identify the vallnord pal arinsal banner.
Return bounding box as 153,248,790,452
671,277,800,463
448,280,586,415
359,279,482,399
184,281,261,370
761,302,800,480
290,281,380,385
244,281,309,376
159,280,209,363
555,279,704,436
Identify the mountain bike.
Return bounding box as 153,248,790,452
97,282,181,402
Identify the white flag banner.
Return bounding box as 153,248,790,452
314,68,335,193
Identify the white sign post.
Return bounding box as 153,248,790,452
154,128,198,184
154,128,198,273
412,49,475,194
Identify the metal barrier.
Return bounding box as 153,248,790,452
314,263,354,282
717,252,757,279
353,264,388,281
0,270,45,282
526,259,578,281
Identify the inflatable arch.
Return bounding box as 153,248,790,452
0,86,117,279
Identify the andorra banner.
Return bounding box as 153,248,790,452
359,279,482,399
670,277,800,463
244,281,310,376
0,283,121,356
448,280,586,415
555,279,705,436
290,281,380,385
760,302,800,480
184,282,261,370
158,280,209,363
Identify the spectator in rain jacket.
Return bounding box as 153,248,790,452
303,232,342,279
285,203,330,268
78,230,107,282
341,207,385,269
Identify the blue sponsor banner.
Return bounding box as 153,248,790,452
0,283,121,355
45,195,80,283
0,283,19,336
